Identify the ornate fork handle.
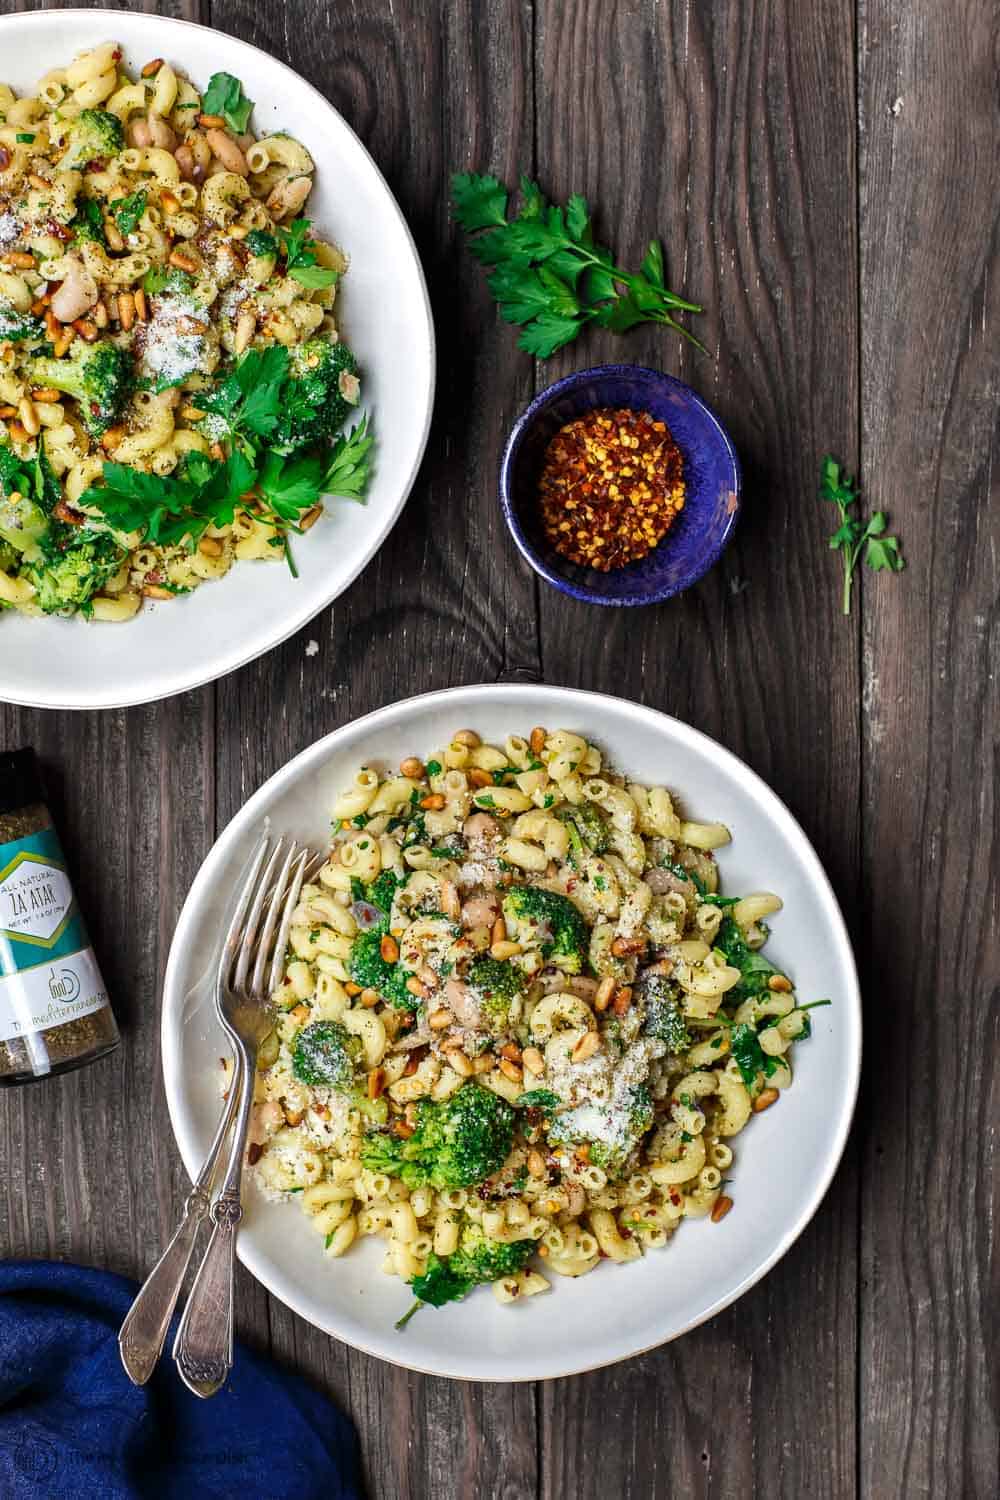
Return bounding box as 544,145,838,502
118,1060,241,1386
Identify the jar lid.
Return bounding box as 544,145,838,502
0,748,45,816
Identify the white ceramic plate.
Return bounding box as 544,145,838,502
0,10,434,710
162,684,861,1382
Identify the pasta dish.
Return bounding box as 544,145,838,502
0,42,371,622
245,725,829,1323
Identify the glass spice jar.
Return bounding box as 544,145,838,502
0,748,119,1085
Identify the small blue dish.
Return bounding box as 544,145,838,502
499,364,741,606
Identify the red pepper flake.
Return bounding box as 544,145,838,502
537,406,685,571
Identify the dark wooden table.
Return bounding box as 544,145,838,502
1,2,996,1496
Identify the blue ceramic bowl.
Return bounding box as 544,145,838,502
499,365,741,606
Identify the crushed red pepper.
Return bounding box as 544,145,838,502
538,406,684,571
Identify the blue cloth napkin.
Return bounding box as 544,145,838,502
0,1261,362,1499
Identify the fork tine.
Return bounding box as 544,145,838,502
264,848,311,999
218,835,271,989
247,841,299,998
230,837,286,993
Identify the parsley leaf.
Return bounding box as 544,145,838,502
820,455,906,615
321,414,373,501
276,217,338,288
257,448,323,523
112,190,146,235
71,199,106,247
200,346,289,450
200,72,254,134
452,171,704,356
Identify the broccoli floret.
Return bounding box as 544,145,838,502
396,1221,535,1325
245,229,278,260
501,886,589,974
59,108,124,170
291,1019,361,1090
347,927,416,1010
364,868,403,919
270,338,360,453
32,342,132,437
24,532,124,615
361,1082,515,1191
549,1083,653,1176
0,300,43,345
465,954,525,1034
556,802,609,857
638,974,691,1052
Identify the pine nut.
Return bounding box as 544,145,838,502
198,113,226,128
160,189,180,215
611,935,645,957
453,729,481,748
527,1149,547,1178
444,1047,473,1078
104,220,125,252
612,985,633,1017
400,757,424,778
73,319,98,342
344,982,362,997
392,1119,415,1139
289,1003,310,1024
768,974,793,992
141,58,165,77
93,300,109,329
133,289,148,322
521,1046,545,1076
572,1031,601,1063
299,505,322,531
491,915,506,946
31,388,61,404
405,975,428,1000
499,1042,522,1062
27,175,50,193
2,250,35,269
711,1195,733,1223
753,1088,780,1113
181,405,206,421
143,584,174,600
168,247,198,272
428,1007,453,1030
53,333,74,357
490,941,522,961
117,291,135,331
594,976,616,1012
499,1057,523,1084
234,308,256,355
0,406,14,419
380,934,399,964
198,536,223,558
17,399,39,437
367,1068,385,1101
529,726,546,755
420,793,445,810
100,426,125,451
359,987,380,1008
468,767,492,788
439,881,461,921
7,421,29,444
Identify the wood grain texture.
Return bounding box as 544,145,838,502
857,1,1000,1496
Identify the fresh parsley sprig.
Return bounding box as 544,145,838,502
451,171,705,357
276,218,339,290
820,455,905,616
200,71,254,134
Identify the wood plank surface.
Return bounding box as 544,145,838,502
0,2,995,1498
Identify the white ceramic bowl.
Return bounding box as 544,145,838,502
161,684,861,1381
0,10,434,710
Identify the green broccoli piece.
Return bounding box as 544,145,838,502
32,342,132,437
291,1019,361,1090
270,338,360,453
347,927,416,1010
70,199,107,247
396,1221,535,1326
0,300,43,345
23,532,124,615
638,974,691,1051
361,1082,515,1191
59,108,124,170
556,802,609,857
465,954,525,1034
501,886,589,974
516,1088,561,1115
364,868,403,919
245,229,278,261
549,1084,653,1176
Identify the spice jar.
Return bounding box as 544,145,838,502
0,749,119,1085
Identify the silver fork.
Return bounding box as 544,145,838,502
170,834,315,1398
119,834,316,1380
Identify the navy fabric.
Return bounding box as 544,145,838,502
0,1261,363,1500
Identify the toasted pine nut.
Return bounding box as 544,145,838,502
612,985,633,1017
572,1030,601,1063
359,987,379,1008
453,729,481,748
17,399,39,437
30,389,61,404
439,880,461,921
141,57,165,77
711,1195,734,1223
594,976,616,1012
529,726,546,755
405,975,427,1000
160,189,180,214
491,915,506,946
468,767,492,788
499,1042,522,1062
93,299,109,329
299,505,322,531
234,308,256,355
444,1047,473,1078
44,308,60,337
344,981,362,997
768,974,793,992
197,113,226,128
7,421,29,444
2,250,35,269
419,793,445,811
400,757,424,778
143,584,174,600
753,1088,780,1113
611,935,645,957
380,934,399,964
527,1149,547,1178
392,1119,415,1139
428,1007,453,1030
73,318,98,342
52,333,74,358
133,289,148,322
104,219,125,252
472,1053,493,1074
27,175,50,193
181,405,206,421
198,536,223,558
521,1046,545,1077
0,405,15,419
289,1002,310,1024
499,1057,523,1084
490,940,522,961
168,247,198,273
100,425,124,452
367,1068,386,1101
117,291,135,331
